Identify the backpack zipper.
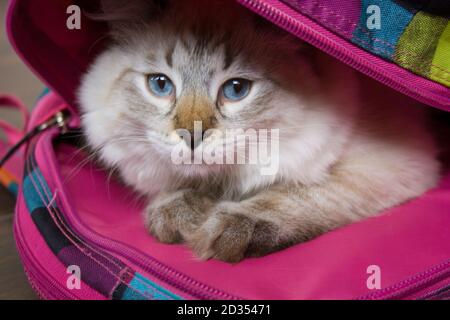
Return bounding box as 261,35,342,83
0,111,68,168
238,0,449,110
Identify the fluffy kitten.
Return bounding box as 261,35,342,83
79,0,440,262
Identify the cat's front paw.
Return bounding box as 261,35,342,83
188,203,279,263
146,189,214,244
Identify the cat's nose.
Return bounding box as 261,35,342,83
173,94,217,149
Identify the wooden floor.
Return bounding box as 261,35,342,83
1,0,42,300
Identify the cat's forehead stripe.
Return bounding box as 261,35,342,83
223,44,235,71
165,44,175,68
145,53,157,65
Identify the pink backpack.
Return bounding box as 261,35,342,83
2,0,450,300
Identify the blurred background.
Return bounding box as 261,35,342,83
0,0,42,299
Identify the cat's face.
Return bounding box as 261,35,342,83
79,0,332,188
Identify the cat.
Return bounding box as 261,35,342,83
79,0,440,262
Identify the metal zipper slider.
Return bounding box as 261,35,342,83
0,111,70,167
37,111,69,134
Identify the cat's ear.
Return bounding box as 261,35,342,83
93,0,169,42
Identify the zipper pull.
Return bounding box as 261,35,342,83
36,111,69,134
0,111,70,167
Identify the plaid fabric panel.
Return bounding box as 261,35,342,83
394,11,448,79
352,0,416,59
115,273,182,300
281,0,450,88
429,23,450,87
0,168,19,196
22,145,181,300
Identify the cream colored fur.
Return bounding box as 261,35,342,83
79,0,440,262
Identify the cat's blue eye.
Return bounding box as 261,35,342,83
147,74,174,98
221,78,251,102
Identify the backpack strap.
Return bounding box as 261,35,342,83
0,94,29,145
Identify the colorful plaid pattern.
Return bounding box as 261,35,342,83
283,0,450,87
0,167,19,196
22,144,181,300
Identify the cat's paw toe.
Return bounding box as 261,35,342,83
146,189,213,244
146,195,183,244
188,206,257,263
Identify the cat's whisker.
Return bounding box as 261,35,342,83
62,136,146,185
106,164,121,199
63,148,103,184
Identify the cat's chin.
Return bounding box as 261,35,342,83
171,162,226,178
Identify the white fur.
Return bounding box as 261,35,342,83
79,0,439,219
